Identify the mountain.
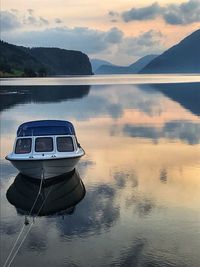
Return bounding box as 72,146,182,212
90,59,113,73
95,55,157,74
30,47,92,75
0,41,43,76
140,29,200,73
0,40,92,76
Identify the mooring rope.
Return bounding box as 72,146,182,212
3,171,50,267
6,187,52,267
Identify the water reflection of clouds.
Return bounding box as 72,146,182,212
2,84,197,122
1,84,200,140
111,238,188,267
56,183,120,237
1,158,118,239
159,168,168,183
26,231,47,252
112,169,157,217
0,220,21,236
112,169,138,189
0,160,17,181
125,194,156,217
1,159,199,266
54,167,160,239
123,120,200,144
77,158,96,176
110,238,146,267
1,83,200,266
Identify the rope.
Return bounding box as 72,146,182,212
6,187,52,267
3,171,48,267
2,225,26,267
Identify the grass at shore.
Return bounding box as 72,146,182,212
0,70,24,78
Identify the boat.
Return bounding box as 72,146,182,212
6,120,85,179
6,170,86,216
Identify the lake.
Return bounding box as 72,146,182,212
0,75,200,267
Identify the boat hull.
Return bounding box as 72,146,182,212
9,157,82,179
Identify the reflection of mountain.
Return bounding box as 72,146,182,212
0,85,90,112
140,83,200,116
6,170,85,216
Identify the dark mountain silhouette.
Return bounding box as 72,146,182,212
0,40,92,76
0,40,43,75
95,55,157,74
140,29,200,73
30,47,92,75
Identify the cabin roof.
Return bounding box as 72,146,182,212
17,120,76,137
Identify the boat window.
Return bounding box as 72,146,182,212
15,138,32,154
57,137,74,152
35,137,53,152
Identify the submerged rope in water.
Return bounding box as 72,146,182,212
3,171,49,267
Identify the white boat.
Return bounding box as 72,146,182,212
6,120,85,179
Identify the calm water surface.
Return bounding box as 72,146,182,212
0,76,200,267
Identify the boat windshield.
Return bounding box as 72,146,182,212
35,137,53,152
57,137,74,152
15,138,32,154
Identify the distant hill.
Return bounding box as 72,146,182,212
95,55,157,74
90,59,113,73
140,29,200,73
0,40,92,77
0,41,43,76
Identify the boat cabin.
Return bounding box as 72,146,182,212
13,120,80,156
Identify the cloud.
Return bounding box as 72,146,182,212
27,9,34,15
121,0,200,25
118,30,163,57
0,9,49,31
104,27,123,44
0,9,164,63
23,9,49,26
110,19,118,23
122,2,163,22
0,10,21,31
55,18,62,24
108,10,119,17
1,26,124,55
108,10,120,23
164,0,200,25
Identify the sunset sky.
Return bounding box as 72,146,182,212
1,0,200,64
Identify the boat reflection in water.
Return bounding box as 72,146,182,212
6,169,85,216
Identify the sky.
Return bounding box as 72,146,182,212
1,0,200,65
